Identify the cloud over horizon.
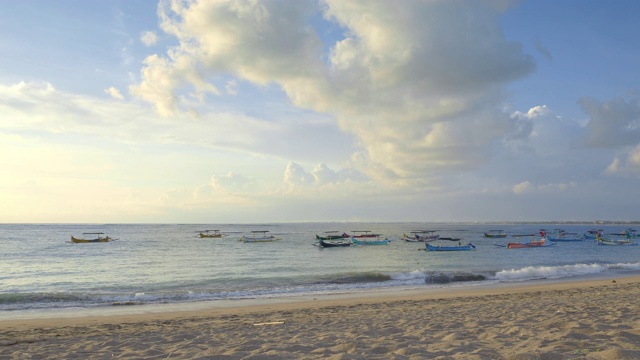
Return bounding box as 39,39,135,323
131,0,537,183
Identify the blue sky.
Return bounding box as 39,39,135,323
1,0,639,223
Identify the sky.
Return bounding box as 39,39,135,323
1,0,639,223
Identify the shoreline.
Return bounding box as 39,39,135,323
2,277,640,359
0,274,635,324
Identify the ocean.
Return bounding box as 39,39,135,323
1,222,639,317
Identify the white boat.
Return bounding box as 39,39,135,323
596,234,635,246
240,231,281,243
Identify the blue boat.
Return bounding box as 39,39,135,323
351,237,390,245
426,242,476,251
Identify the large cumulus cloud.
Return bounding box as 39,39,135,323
131,0,536,182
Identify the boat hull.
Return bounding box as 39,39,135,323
351,237,390,245
426,243,476,251
402,233,439,242
597,239,635,246
316,234,348,241
71,236,110,243
484,232,506,238
241,236,280,243
318,239,351,248
506,240,553,249
198,233,223,238
547,236,584,242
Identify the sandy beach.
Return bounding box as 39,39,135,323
1,277,640,359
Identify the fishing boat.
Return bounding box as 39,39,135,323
545,229,584,242
196,230,227,238
505,238,553,249
351,230,381,238
71,233,112,243
608,228,638,240
401,230,440,242
582,229,603,240
315,238,351,248
483,230,507,238
314,232,351,247
315,231,349,240
425,239,476,252
351,236,390,245
625,228,638,239
596,234,635,246
239,231,281,243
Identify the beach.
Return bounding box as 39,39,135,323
1,277,639,359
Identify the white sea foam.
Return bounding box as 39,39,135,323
493,262,640,282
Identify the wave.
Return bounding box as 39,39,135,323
493,262,640,282
2,262,638,312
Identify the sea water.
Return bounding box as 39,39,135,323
1,223,639,316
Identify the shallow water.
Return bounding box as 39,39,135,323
1,222,638,315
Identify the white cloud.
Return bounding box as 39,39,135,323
140,31,159,46
284,162,315,187
579,96,640,148
131,0,536,182
225,80,238,95
513,180,575,194
513,181,533,194
105,86,124,100
211,172,259,193
604,145,640,177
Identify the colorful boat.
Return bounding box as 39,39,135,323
351,237,390,245
71,233,112,243
240,231,281,243
402,230,440,242
425,242,476,251
484,230,507,238
197,230,227,238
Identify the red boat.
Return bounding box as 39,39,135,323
507,239,548,249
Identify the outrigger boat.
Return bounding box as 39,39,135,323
496,237,554,249
315,231,349,240
196,230,227,238
314,231,351,247
402,230,440,242
596,234,635,246
315,238,351,248
425,237,476,251
582,229,603,240
71,232,112,243
351,230,381,238
484,230,507,238
545,229,584,242
608,228,638,240
239,231,281,243
351,236,390,245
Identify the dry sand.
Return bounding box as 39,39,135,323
1,277,640,359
